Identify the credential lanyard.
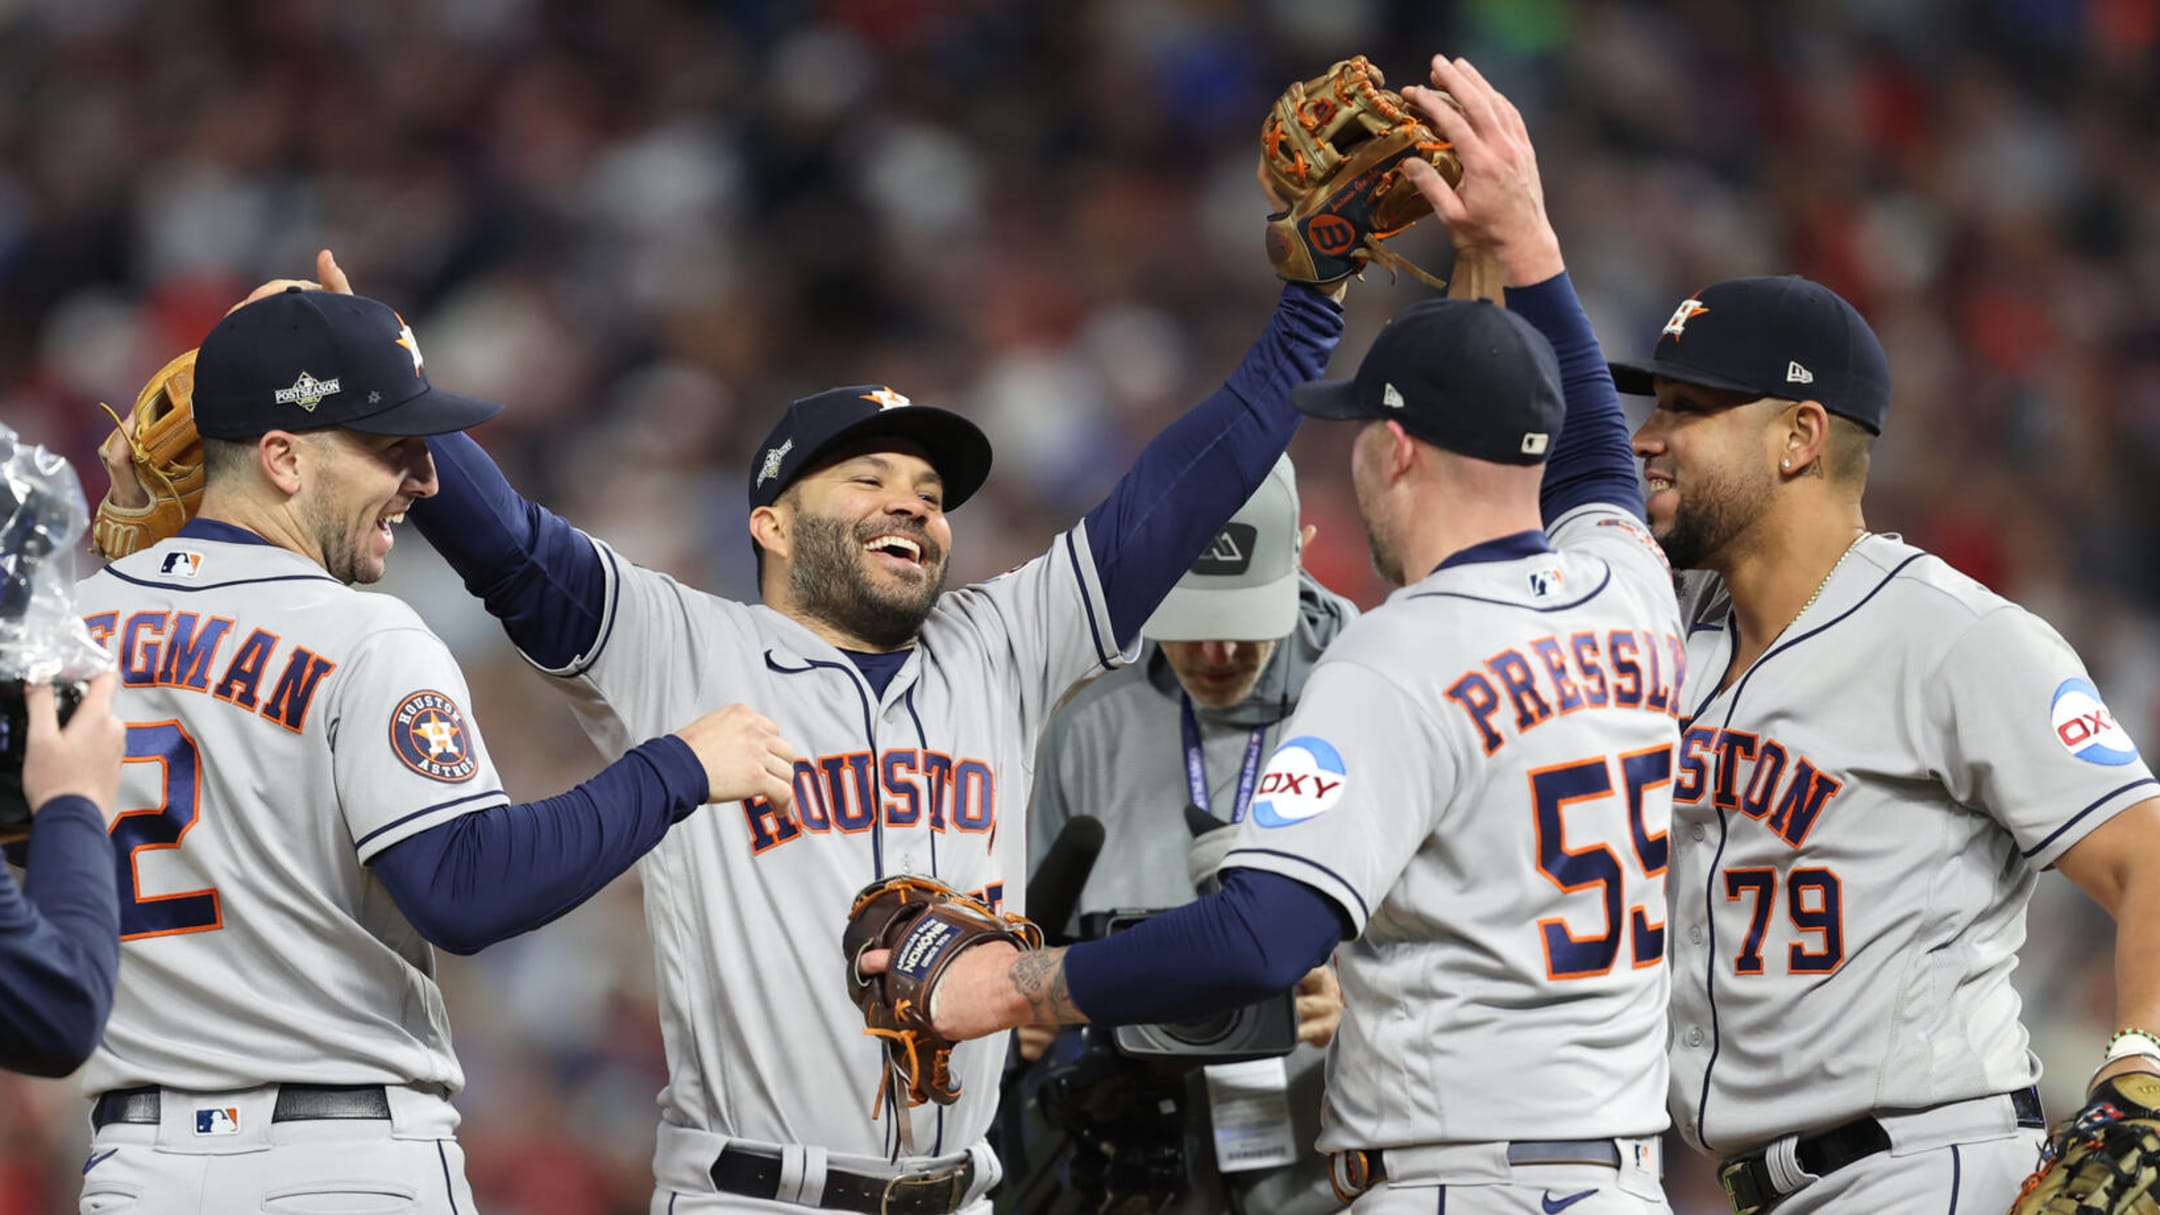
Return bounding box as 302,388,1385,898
1180,694,1270,824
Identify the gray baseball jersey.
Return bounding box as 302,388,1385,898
1220,503,1684,1149
1666,533,2159,1153
73,527,509,1096
536,524,1121,1159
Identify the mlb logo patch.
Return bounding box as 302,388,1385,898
1526,565,1566,597
159,550,204,578
194,1107,240,1136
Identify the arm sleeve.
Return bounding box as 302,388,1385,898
1061,868,1345,1025
410,431,613,671
1506,272,1644,526
0,796,120,1077
369,736,709,955
1080,284,1343,646
1925,606,2160,868
1218,657,1451,935
331,627,513,861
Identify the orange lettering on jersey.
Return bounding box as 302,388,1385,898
260,647,336,733
829,753,878,833
1608,631,1643,707
1487,649,1552,730
1444,671,1506,755
1664,634,1690,719
745,789,803,854
920,751,955,830
881,751,923,826
157,613,235,692
83,612,117,648
1675,726,1846,848
951,759,994,833
1570,631,1610,707
213,628,279,710
1530,637,1586,714
119,611,172,685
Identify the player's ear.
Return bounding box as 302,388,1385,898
257,431,307,497
1776,399,1832,480
748,504,789,563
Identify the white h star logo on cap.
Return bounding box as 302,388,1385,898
394,314,425,376
861,387,910,410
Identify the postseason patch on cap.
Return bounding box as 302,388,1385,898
1251,736,1348,828
2050,678,2139,767
390,690,478,782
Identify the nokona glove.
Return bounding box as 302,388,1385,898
92,350,204,560
2012,1073,2160,1215
1262,55,1474,293
843,875,1043,1118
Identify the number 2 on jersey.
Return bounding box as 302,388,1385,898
114,721,223,940
1530,745,1673,979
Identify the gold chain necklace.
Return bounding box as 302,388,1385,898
1787,530,1870,632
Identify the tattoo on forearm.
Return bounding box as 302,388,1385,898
1010,949,1085,1026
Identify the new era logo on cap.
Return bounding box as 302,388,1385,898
1786,361,1814,385
1382,383,1405,409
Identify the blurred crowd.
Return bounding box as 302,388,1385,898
3,0,2157,1210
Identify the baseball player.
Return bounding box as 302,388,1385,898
1,672,126,1077
78,284,797,1214
1617,265,2160,1211
398,187,1345,1207
892,58,1682,1214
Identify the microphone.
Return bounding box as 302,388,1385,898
1027,815,1105,944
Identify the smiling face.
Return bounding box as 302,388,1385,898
1630,380,1789,572
767,439,954,650
294,429,437,585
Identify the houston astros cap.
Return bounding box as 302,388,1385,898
1290,299,1564,465
1609,276,1892,433
192,288,503,440
1143,455,1302,643
747,386,993,512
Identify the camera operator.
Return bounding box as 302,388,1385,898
1025,455,1354,1215
1,668,126,1077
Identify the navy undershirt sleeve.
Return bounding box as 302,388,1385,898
0,796,121,1077
371,735,708,956
1508,271,1645,524
410,432,612,671
1081,285,1343,647
1060,868,1347,1025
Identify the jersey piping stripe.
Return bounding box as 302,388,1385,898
541,536,625,679
902,685,939,879
1688,551,1925,1150
353,790,509,852
1221,847,1370,924
1406,562,1615,614
96,567,341,593
2021,777,2160,860
1946,1143,1961,1215
1065,529,1116,669
437,1141,462,1214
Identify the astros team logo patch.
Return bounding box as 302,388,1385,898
2051,678,2139,767
391,690,478,782
1251,736,1348,828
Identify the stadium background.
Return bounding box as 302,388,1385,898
3,0,2156,1210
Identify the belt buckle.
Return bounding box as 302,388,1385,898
880,1164,966,1215
1716,1158,1769,1215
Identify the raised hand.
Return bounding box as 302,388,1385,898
1399,56,1565,287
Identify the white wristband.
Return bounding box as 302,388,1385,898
2091,1030,2160,1086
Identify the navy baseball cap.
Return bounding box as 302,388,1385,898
1609,276,1892,434
747,386,993,512
1291,299,1565,465
192,288,503,440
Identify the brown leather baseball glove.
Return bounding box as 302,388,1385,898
2013,1074,2160,1215
92,350,203,560
843,875,1043,1117
1262,55,1480,292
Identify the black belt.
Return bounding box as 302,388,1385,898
1330,1139,1627,1203
91,1084,392,1129
1717,1087,2044,1215
710,1145,975,1215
